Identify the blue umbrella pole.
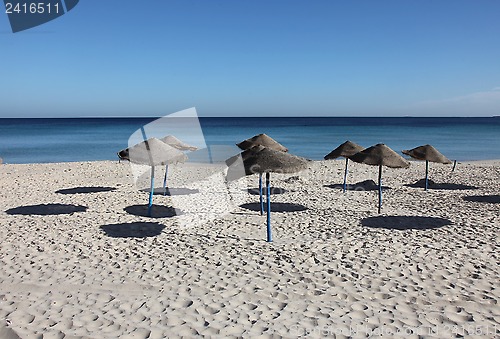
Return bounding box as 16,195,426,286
163,164,169,196
452,160,457,172
259,173,264,215
148,166,155,217
207,145,213,164
425,160,429,191
343,158,349,193
378,164,382,213
266,172,272,242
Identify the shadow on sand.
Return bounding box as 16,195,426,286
246,187,288,195
124,204,180,218
240,202,308,213
405,179,478,190
462,195,500,204
0,325,20,339
140,187,199,196
56,186,117,194
101,222,165,238
325,179,391,191
6,203,87,216
361,215,452,230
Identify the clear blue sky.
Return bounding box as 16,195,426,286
1,0,499,117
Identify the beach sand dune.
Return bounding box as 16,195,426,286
0,160,498,338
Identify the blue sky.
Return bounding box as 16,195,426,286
1,0,499,117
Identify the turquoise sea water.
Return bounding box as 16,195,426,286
0,117,499,164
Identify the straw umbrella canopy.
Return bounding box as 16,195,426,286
237,146,309,242
119,138,187,216
324,141,364,193
350,144,410,213
236,134,288,215
126,138,187,165
117,148,130,162
402,144,451,190
243,146,307,174
160,135,198,151
237,133,288,152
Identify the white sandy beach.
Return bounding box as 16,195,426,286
0,159,498,338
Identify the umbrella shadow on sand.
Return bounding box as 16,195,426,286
139,187,199,196
405,179,478,190
463,195,500,204
56,186,117,194
6,203,87,216
325,179,391,192
361,216,452,230
124,204,181,218
101,222,165,238
246,187,288,195
0,325,20,339
240,202,308,213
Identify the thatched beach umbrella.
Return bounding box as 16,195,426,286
119,138,187,216
324,141,364,193
236,134,288,215
161,135,198,151
402,145,452,191
117,149,130,162
239,146,309,242
160,135,198,195
350,144,410,213
237,133,288,152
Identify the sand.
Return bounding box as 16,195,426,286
0,159,498,338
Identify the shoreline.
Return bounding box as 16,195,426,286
2,157,500,166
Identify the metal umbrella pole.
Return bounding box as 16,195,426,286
378,164,382,213
148,166,155,217
266,172,272,242
343,158,349,193
259,173,264,215
425,160,429,191
163,164,169,196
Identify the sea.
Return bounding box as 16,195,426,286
0,117,499,164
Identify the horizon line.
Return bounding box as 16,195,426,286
0,115,498,119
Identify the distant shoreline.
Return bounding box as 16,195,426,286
2,159,500,167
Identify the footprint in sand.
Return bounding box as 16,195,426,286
6,310,35,326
